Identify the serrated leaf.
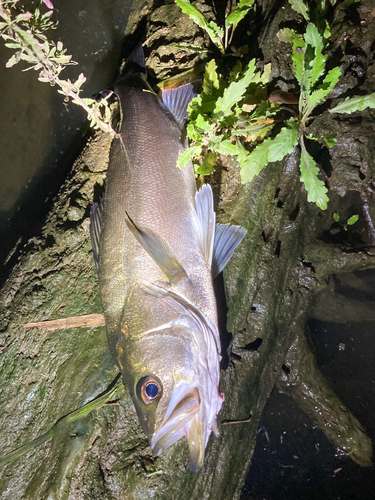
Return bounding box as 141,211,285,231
208,134,221,150
288,0,309,20
323,20,331,40
232,118,274,141
175,0,224,53
240,137,273,183
226,0,255,30
177,146,198,168
252,63,272,85
203,59,219,94
347,214,359,225
235,140,248,165
277,28,303,44
196,114,213,132
268,120,299,162
304,23,326,87
292,38,306,85
302,66,341,121
214,59,256,118
196,151,217,175
299,140,328,210
215,139,238,155
329,93,375,114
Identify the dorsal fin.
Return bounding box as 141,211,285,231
90,193,105,270
195,184,216,265
161,84,195,128
212,223,247,279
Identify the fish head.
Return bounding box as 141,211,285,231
116,320,223,472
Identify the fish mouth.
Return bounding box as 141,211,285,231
150,387,206,472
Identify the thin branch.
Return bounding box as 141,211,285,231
23,313,105,330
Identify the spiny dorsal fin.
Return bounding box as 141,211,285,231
90,193,105,270
125,212,187,285
195,184,216,265
161,84,195,128
212,223,247,279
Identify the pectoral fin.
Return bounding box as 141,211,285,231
212,223,247,279
125,212,187,284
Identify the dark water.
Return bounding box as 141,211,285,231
242,270,375,500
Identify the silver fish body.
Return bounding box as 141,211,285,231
90,45,246,471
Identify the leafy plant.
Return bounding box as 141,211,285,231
333,213,359,231
178,0,375,211
178,58,273,176
175,0,255,53
0,0,115,134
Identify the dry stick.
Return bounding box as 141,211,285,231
23,313,105,330
221,416,252,425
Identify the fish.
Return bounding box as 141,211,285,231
90,44,246,472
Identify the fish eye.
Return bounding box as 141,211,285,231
137,376,162,404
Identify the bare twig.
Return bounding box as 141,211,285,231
23,313,105,330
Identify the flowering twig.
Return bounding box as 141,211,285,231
0,0,116,135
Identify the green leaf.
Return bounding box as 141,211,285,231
215,140,238,155
4,42,21,49
177,145,198,168
235,140,248,165
251,63,272,85
240,137,273,183
5,51,21,68
329,93,375,114
175,0,224,53
82,98,96,105
196,151,217,175
302,66,341,121
288,0,310,21
292,37,306,85
277,28,303,44
304,23,326,87
299,140,329,210
214,59,256,117
306,134,337,148
333,213,340,222
347,214,359,225
321,135,337,148
268,120,299,162
196,114,214,132
203,59,220,94
226,0,255,30
232,119,275,141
